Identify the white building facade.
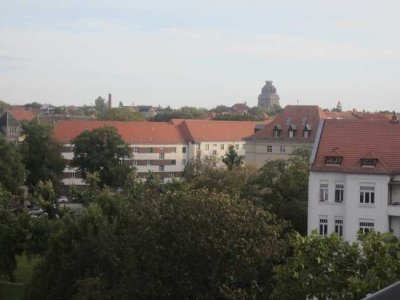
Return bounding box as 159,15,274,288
308,118,400,242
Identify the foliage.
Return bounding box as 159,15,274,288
97,107,144,121
183,158,257,197
0,136,26,194
212,114,259,121
26,189,289,299
151,106,208,122
242,147,310,234
222,145,243,170
72,126,133,188
0,100,11,113
272,232,400,300
33,181,58,218
20,121,65,189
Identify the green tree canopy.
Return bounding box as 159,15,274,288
20,121,65,189
0,100,11,113
152,106,208,122
0,136,25,194
242,147,310,234
222,145,243,170
97,107,144,121
26,189,289,299
272,232,400,300
72,126,133,188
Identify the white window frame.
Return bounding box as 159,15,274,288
267,145,272,153
159,153,165,159
280,145,285,153
359,219,374,234
360,184,375,205
159,165,165,172
335,182,344,203
319,181,329,202
334,218,344,237
319,216,328,236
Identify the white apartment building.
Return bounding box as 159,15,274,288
308,117,400,241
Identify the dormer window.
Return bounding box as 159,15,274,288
303,124,312,138
325,156,342,166
288,124,297,138
273,124,282,138
361,159,377,167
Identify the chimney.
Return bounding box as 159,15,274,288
391,111,399,123
108,93,112,108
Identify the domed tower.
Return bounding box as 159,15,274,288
257,81,280,108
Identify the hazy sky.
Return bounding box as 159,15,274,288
1,0,400,111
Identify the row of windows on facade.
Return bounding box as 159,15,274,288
203,143,242,151
273,126,311,139
119,158,187,166
62,146,188,154
266,145,287,153
319,182,375,204
325,156,378,167
319,216,374,237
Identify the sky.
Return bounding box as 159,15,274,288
1,0,400,111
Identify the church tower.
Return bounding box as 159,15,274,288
257,81,280,109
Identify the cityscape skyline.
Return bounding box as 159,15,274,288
2,1,400,111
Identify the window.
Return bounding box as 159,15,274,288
220,144,225,150
273,129,280,137
304,130,310,138
280,146,286,153
159,165,165,172
359,220,374,234
205,144,210,150
360,185,375,204
133,147,138,153
335,183,344,203
171,160,176,165
319,181,329,202
288,130,294,138
325,156,342,165
361,159,377,167
159,153,165,159
147,160,151,166
235,144,239,150
212,150,217,155
267,145,272,153
319,216,328,236
133,160,138,166
335,219,344,237
182,159,186,165
182,147,187,153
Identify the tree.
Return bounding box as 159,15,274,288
0,100,11,113
0,136,25,193
97,107,143,121
242,147,310,234
72,126,133,188
20,121,65,189
26,189,289,299
272,232,400,300
222,145,243,170
152,106,208,122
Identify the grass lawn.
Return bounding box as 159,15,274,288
0,255,39,300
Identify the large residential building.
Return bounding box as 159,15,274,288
308,116,400,241
53,119,266,188
244,105,390,168
245,105,323,167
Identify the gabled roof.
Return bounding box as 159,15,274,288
178,119,269,142
53,120,187,144
245,105,322,141
312,119,400,175
10,109,36,121
0,111,19,128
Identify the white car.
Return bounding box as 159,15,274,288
57,196,69,203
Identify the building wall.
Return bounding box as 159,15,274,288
188,141,245,164
245,140,312,168
61,143,189,186
308,171,391,242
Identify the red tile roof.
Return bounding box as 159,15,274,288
179,119,269,142
10,109,36,121
312,119,400,175
245,105,322,142
53,120,187,144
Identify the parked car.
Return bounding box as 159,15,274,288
57,196,68,203
28,206,44,216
